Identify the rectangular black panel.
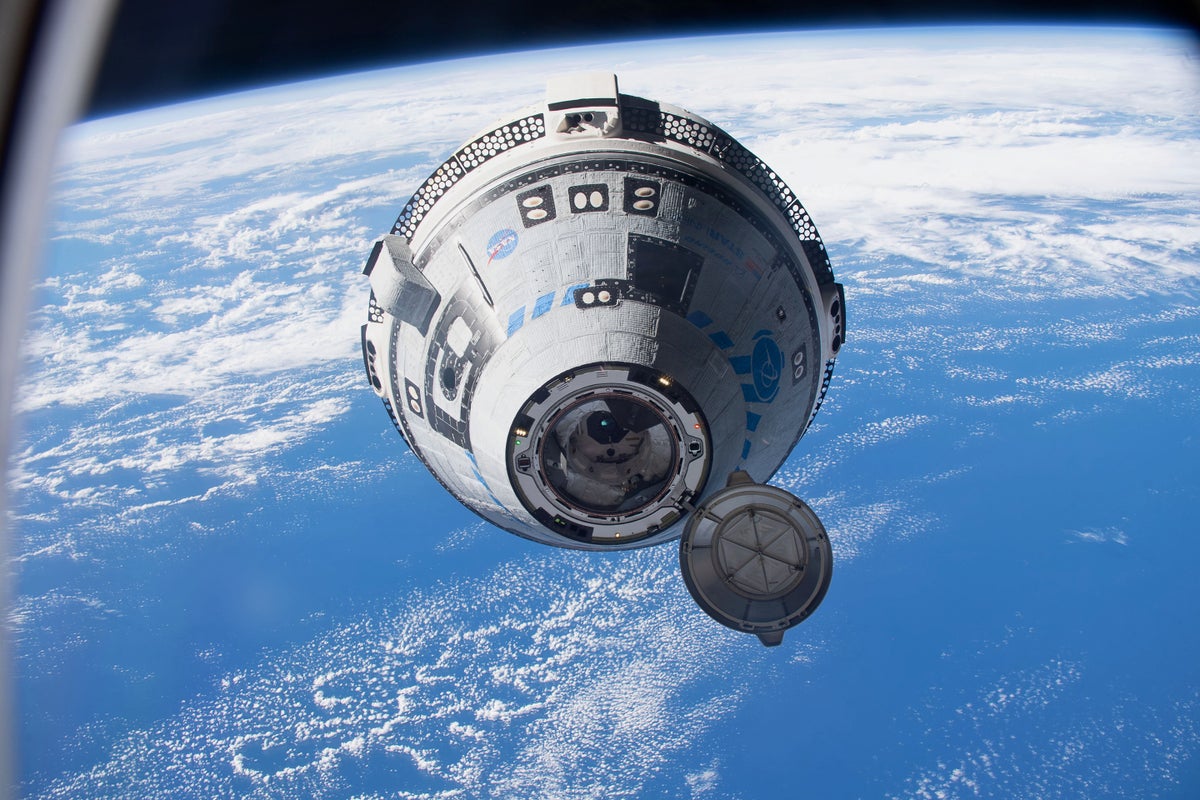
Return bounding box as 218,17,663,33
516,184,556,228
567,183,609,213
627,233,703,315
547,97,618,111
623,177,661,216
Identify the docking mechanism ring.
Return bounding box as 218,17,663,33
507,363,710,546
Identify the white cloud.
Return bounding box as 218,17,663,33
1065,527,1129,545
29,549,762,798
895,655,1200,800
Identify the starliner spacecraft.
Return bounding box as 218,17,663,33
361,74,844,646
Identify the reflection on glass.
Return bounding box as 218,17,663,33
541,395,677,514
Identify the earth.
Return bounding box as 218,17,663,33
8,25,1200,799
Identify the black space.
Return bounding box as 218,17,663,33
89,0,1200,117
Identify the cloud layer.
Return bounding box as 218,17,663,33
12,26,1200,799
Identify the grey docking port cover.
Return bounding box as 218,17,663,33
680,471,833,647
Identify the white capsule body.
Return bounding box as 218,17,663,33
362,76,843,550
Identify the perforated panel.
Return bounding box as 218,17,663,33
392,115,546,239
624,105,835,286
457,115,545,169
367,293,384,324
804,358,839,434
388,98,835,288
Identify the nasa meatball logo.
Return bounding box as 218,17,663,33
751,331,783,403
486,228,518,264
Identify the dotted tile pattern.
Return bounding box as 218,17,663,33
805,358,839,434
368,293,385,324
381,397,405,440
623,102,835,287
392,115,547,239
390,99,834,288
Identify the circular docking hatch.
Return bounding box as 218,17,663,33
680,471,833,646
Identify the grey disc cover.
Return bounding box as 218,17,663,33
680,471,832,646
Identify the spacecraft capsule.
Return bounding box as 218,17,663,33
361,74,844,645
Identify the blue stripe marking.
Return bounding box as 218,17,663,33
741,440,752,459
688,310,714,328
709,331,734,350
741,383,758,402
466,451,509,515
730,355,751,375
746,412,762,432
507,307,526,336
561,283,589,305
532,291,555,319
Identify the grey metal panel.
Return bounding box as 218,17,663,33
365,235,440,336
